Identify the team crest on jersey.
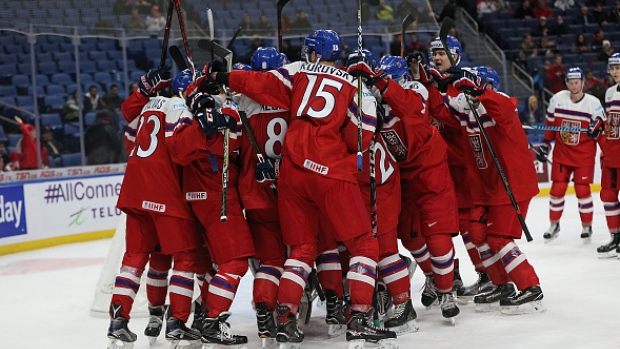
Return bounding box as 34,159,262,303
430,117,444,132
380,130,407,162
468,134,488,169
560,120,581,145
606,113,620,140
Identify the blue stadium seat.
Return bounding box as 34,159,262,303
79,73,93,85
0,125,7,143
129,70,144,81
43,96,65,113
46,84,66,96
88,51,107,61
35,74,50,86
57,61,77,74
8,133,21,147
61,152,83,167
94,72,112,84
107,51,122,61
65,84,78,95
0,85,17,97
80,61,97,73
63,121,81,136
85,112,96,127
12,74,30,87
52,52,72,62
51,73,73,86
97,60,117,71
1,54,18,64
41,112,63,129
38,61,58,75
0,96,16,109
16,96,34,107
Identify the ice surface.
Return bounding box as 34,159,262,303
0,195,618,349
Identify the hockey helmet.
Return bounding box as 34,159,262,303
302,29,341,62
565,67,584,84
608,52,620,72
429,35,462,66
278,52,291,66
251,47,281,72
379,55,411,83
172,69,193,94
474,66,500,91
232,62,252,71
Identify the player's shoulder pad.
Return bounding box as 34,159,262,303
402,81,429,100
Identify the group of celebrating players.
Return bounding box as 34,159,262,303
104,25,620,349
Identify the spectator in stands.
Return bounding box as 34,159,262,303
135,0,152,15
573,33,590,54
376,0,395,22
604,74,616,88
85,110,124,165
573,5,594,25
538,34,558,56
405,33,427,57
546,53,568,93
145,5,165,32
591,29,605,53
518,95,544,124
281,12,294,34
598,40,614,62
113,0,133,15
101,84,124,112
550,15,570,35
397,0,419,22
534,0,554,18
554,0,575,12
533,16,550,36
478,0,498,19
435,0,457,22
239,14,254,31
611,1,620,23
240,35,267,64
41,125,64,168
83,85,102,115
0,142,9,171
516,0,535,19
128,82,138,95
592,3,609,25
583,68,605,100
291,10,312,34
255,14,274,35
61,90,80,122
496,0,512,12
8,116,49,170
517,33,538,67
125,9,146,32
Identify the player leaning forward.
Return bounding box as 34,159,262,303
211,29,398,348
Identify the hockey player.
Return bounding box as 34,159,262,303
538,67,605,241
167,67,253,347
349,54,460,323
237,46,289,345
589,53,620,257
427,65,545,314
211,29,397,348
110,67,204,349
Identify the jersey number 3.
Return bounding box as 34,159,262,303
296,75,343,119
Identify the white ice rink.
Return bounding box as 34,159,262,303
1,194,618,349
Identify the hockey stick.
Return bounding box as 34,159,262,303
239,111,278,196
206,7,214,41
160,0,175,66
356,0,364,172
173,0,195,78
169,45,188,70
440,17,533,242
529,142,552,164
228,27,242,50
522,124,588,133
400,12,416,57
277,0,291,52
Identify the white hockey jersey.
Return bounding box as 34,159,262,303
603,84,620,167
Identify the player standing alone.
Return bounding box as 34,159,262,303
538,67,605,242
212,29,397,348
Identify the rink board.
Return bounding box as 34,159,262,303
0,164,125,255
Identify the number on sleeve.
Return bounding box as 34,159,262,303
296,75,343,119
264,117,288,159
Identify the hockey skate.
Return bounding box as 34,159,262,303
457,271,495,304
255,302,277,349
275,304,303,349
383,299,419,334
374,281,392,321
144,305,166,346
438,292,460,325
473,283,516,312
500,286,545,315
543,223,560,242
452,265,463,294
346,310,398,349
166,316,201,349
201,312,248,349
107,315,137,349
597,233,620,258
580,225,593,241
325,290,347,338
192,302,206,332
420,275,438,309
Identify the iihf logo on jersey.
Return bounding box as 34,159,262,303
606,113,620,140
468,134,488,169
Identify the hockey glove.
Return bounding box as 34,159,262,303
447,67,486,96
376,103,386,134
255,158,278,183
203,60,226,76
587,117,604,139
405,51,424,76
537,140,551,163
186,91,216,115
346,54,388,91
196,107,239,138
139,65,172,97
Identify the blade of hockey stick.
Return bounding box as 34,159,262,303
400,12,416,57
198,39,233,69
277,0,291,52
169,45,188,71
206,7,214,41
227,27,242,50
439,17,456,67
